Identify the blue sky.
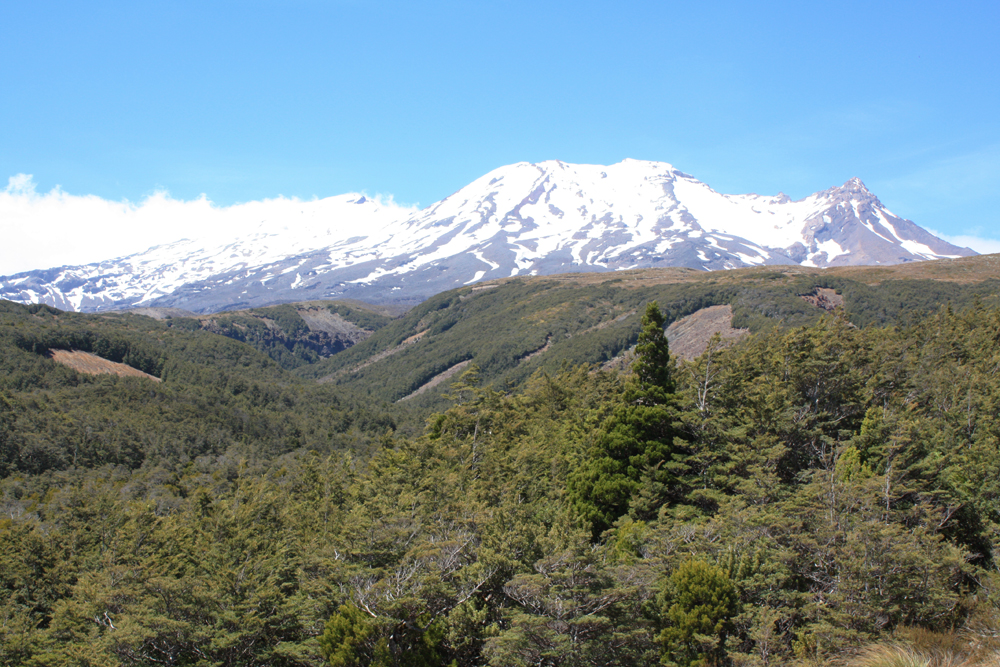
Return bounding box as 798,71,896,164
2,0,999,272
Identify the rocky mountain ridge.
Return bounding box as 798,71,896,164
0,159,975,313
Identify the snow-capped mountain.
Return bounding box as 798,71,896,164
0,159,975,313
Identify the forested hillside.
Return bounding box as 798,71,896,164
300,260,1000,410
0,300,400,476
138,299,398,371
4,258,1000,665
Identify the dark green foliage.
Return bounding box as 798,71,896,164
324,302,394,332
0,393,17,477
201,305,324,370
655,559,740,667
12,326,166,377
0,300,396,476
171,300,395,371
729,282,822,331
569,302,685,537
320,604,387,666
250,304,310,337
296,280,736,406
633,301,674,393
827,277,1000,328
484,542,655,666
294,268,1000,410
328,614,445,667
3,262,1000,665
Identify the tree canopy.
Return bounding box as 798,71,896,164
4,294,1000,665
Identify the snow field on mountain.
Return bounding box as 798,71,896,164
0,159,976,312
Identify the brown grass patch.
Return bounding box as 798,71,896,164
829,624,1000,667
48,349,161,382
464,254,1000,295
665,305,749,361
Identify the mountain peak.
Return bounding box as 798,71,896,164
616,157,677,169
842,177,872,194
0,160,977,313
521,158,680,177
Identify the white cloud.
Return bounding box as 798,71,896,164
0,175,414,276
927,229,1000,255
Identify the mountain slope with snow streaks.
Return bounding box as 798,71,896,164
0,160,974,312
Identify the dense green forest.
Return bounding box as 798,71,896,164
4,261,1000,666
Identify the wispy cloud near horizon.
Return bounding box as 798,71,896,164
0,175,413,276
927,229,1000,256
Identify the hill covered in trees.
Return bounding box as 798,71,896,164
297,256,1000,409
4,256,1000,666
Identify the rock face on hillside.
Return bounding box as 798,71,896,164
0,160,975,313
665,305,749,361
124,302,386,369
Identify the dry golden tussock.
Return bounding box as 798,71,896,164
47,349,160,382
840,643,1000,667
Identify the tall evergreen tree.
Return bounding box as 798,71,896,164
632,300,674,396
568,301,685,538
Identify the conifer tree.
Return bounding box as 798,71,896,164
568,301,684,538
655,559,739,667
320,604,388,667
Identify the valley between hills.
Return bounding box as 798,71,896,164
4,255,1000,665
